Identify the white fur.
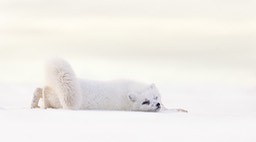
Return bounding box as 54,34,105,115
45,58,82,109
32,58,163,112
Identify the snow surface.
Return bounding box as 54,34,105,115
1,0,256,141
0,83,255,142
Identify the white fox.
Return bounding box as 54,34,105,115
31,58,187,112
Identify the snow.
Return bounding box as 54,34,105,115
0,83,255,142
0,0,256,141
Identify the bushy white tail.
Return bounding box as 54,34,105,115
45,58,82,109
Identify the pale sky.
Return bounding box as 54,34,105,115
0,0,256,85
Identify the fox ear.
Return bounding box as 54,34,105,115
149,83,156,89
128,93,137,102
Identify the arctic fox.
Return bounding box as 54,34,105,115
31,58,186,112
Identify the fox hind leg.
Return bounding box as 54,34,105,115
31,88,42,109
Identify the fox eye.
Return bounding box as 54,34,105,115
154,96,158,100
142,100,150,105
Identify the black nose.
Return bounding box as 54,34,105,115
156,103,160,107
